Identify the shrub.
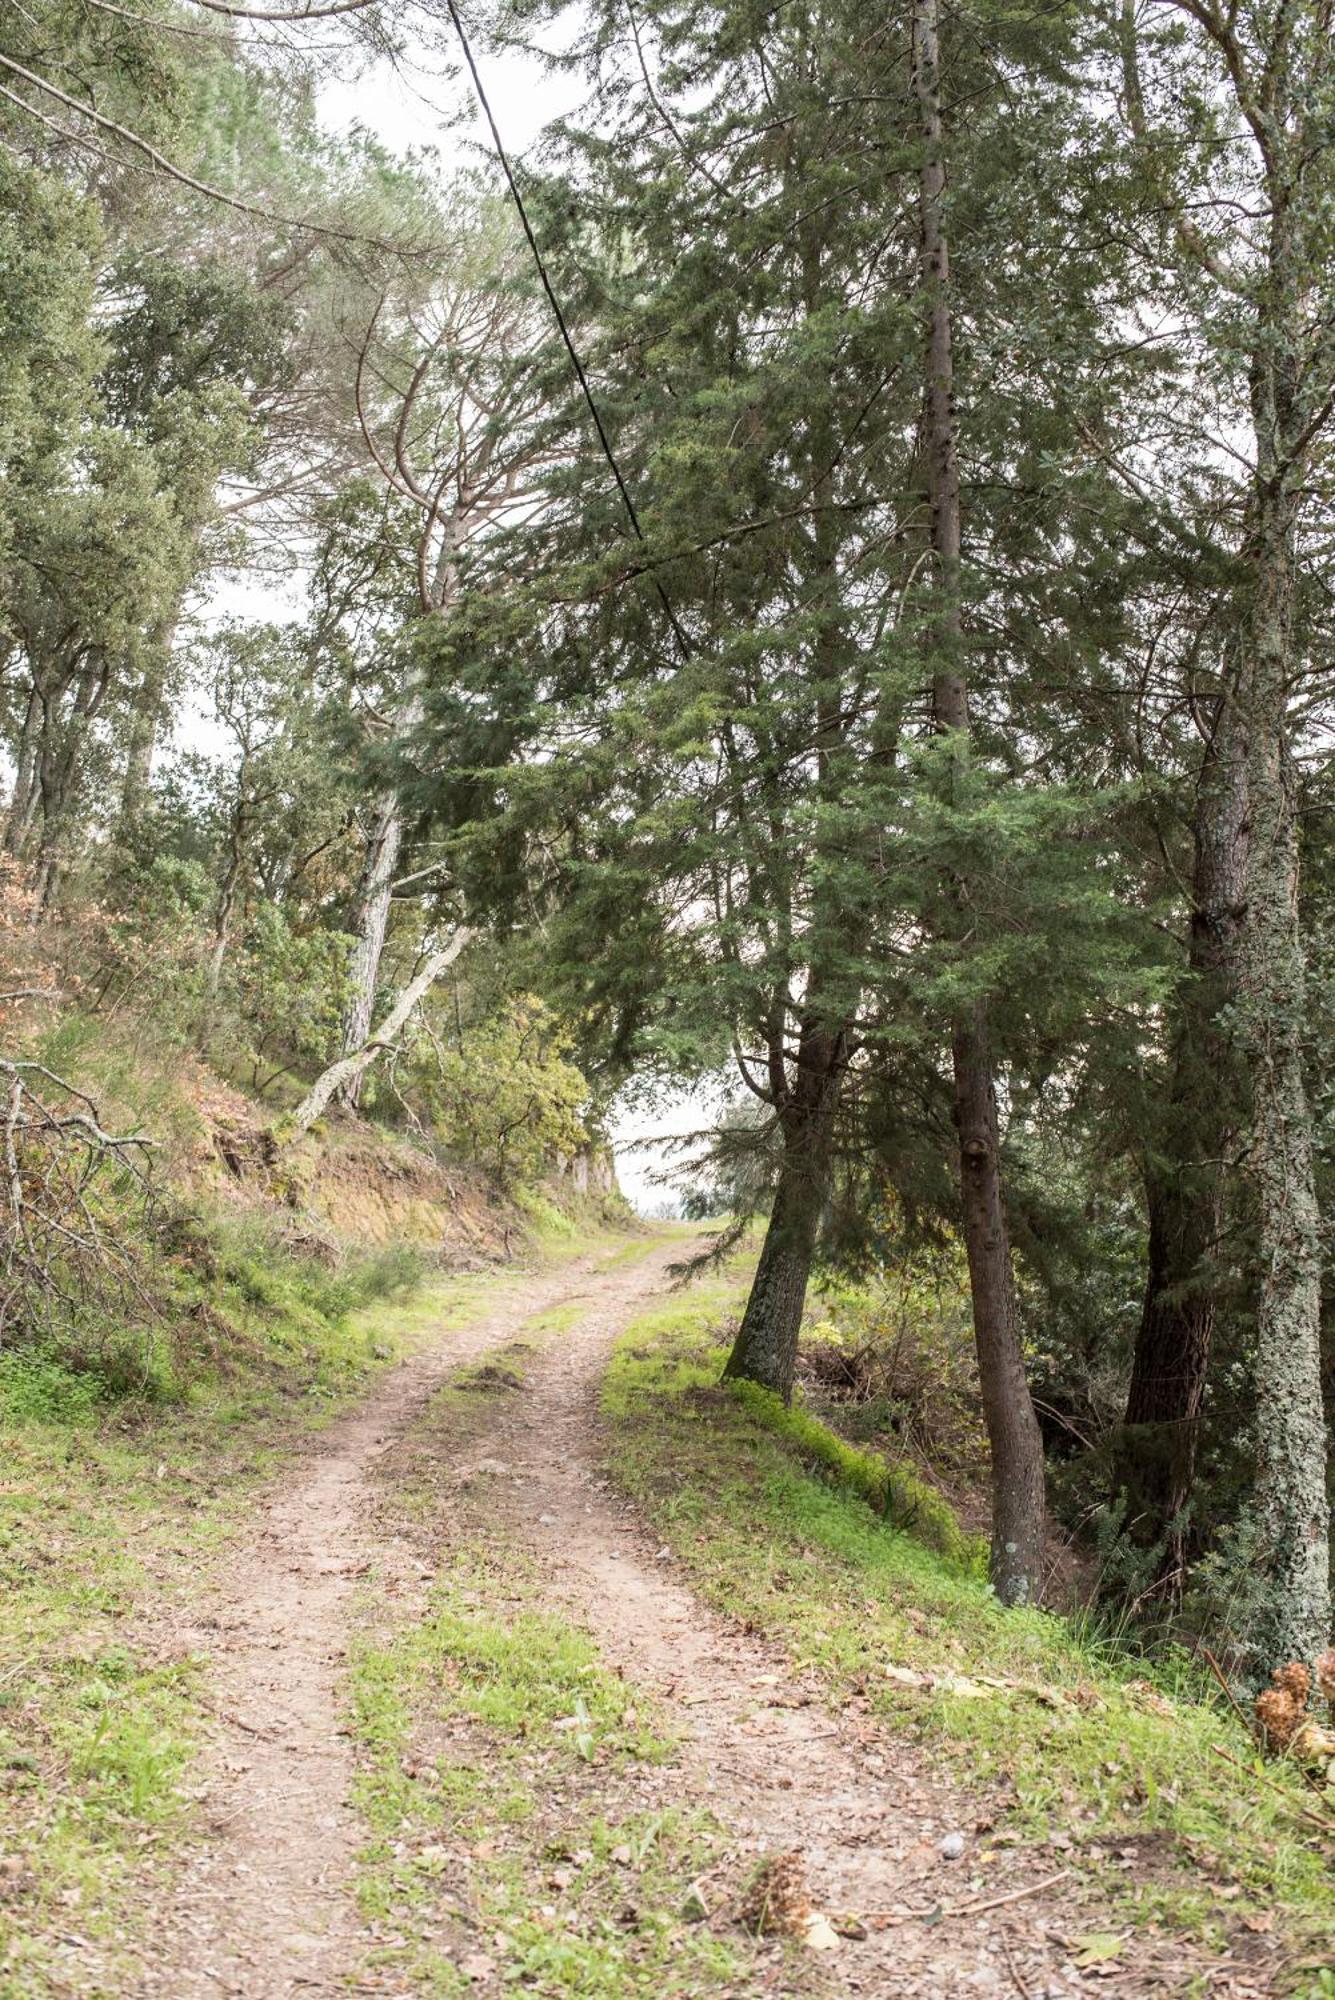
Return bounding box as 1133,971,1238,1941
410,994,590,1190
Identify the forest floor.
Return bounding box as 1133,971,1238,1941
3,1229,1327,1999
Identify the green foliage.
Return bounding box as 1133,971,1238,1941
0,1346,105,1428
227,907,351,1089
411,993,591,1191
0,0,1331,1678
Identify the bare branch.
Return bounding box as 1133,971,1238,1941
189,0,377,15
283,928,473,1139
0,53,427,257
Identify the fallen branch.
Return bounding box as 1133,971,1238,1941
866,1869,1072,1929
282,929,472,1140
0,1057,157,1339
951,1871,1073,1919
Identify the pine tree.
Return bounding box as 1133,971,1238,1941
1117,0,1333,1667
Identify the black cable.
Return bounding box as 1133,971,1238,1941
443,0,692,660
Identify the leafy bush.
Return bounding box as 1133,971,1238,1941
801,1260,987,1476
227,905,350,1093
0,1348,105,1426
411,994,590,1190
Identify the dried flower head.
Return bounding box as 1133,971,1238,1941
1272,1661,1311,1704
1255,1687,1300,1752
739,1851,811,1937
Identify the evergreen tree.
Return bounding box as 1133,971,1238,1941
1117,0,1334,1668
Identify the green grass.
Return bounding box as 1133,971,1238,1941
602,1279,1335,1989
0,1244,520,1994
349,1574,747,1997
728,1376,981,1568
343,1353,759,1998
0,1210,666,1993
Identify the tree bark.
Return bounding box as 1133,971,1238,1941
30,657,111,914
5,688,40,859
335,792,403,1109
204,811,246,1010
722,1022,843,1400
1115,700,1248,1584
284,928,472,1140
1235,488,1329,1669
119,646,172,833
913,0,1045,1605
1222,137,1329,1669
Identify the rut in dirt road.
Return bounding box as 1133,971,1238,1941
439,1247,1250,2000
128,1253,646,2000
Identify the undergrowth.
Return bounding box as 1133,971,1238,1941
602,1280,1335,1990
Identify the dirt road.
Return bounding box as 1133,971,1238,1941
125,1235,1266,1998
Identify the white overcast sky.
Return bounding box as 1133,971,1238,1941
319,9,582,166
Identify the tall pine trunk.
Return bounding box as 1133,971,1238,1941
1115,702,1247,1583
722,1023,843,1400
1235,482,1329,1668
336,793,403,1110
913,0,1045,1605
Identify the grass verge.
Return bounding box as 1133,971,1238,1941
601,1276,1335,1993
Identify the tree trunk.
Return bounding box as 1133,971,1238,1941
718,199,855,1404
722,1023,843,1400
5,688,40,858
1235,495,1329,1670
119,647,172,833
913,0,1045,1605
284,928,472,1140
953,1004,1046,1605
1115,701,1248,1583
336,793,403,1109
32,746,74,917
205,825,245,1010
30,657,110,915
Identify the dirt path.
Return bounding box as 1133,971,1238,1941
439,1241,1254,2000
132,1256,610,2000
127,1234,1270,1999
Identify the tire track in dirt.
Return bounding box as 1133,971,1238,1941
451,1237,1278,1999
129,1253,636,2000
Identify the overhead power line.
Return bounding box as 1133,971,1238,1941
441,0,693,661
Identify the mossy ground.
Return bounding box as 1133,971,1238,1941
601,1269,1335,1994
